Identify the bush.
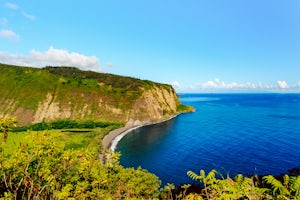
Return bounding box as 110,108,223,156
12,120,122,132
0,132,161,199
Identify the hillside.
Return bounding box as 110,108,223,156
0,63,191,125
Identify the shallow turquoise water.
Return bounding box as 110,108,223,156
117,94,300,185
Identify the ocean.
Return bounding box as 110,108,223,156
116,93,300,186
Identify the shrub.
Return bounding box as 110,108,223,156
12,120,122,132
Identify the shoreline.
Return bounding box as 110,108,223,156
101,114,179,161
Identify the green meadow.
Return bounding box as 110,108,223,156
1,127,116,158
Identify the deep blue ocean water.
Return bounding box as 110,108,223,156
116,93,300,186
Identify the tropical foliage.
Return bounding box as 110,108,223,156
0,132,161,199
264,174,300,199
185,169,300,200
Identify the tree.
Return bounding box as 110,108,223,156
0,117,17,143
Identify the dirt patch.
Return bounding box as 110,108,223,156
13,107,34,125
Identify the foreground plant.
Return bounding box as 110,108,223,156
186,168,300,200
0,117,17,143
0,131,161,199
264,174,300,199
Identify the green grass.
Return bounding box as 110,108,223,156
0,64,58,111
1,125,119,158
0,63,183,126
177,104,195,113
0,63,170,125
12,120,122,132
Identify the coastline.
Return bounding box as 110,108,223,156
101,114,179,161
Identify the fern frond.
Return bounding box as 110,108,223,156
263,175,290,196
200,169,206,178
187,170,201,181
283,174,289,188
291,176,300,197
206,169,217,184
241,177,252,191
253,187,269,195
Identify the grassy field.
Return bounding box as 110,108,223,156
1,125,119,158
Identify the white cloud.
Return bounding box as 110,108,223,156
21,11,35,21
201,79,242,89
5,2,19,10
0,47,102,71
277,80,289,89
0,29,20,42
0,17,8,26
203,80,217,88
4,3,35,21
171,81,181,88
187,78,300,91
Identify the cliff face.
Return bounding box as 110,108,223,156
0,64,183,125
127,86,180,126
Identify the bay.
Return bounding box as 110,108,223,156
116,93,300,186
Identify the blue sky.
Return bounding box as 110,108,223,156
0,0,299,92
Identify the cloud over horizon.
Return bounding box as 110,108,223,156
0,47,102,72
277,80,289,89
171,81,181,89
173,78,300,92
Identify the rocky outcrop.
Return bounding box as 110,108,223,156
127,86,180,125
29,85,179,125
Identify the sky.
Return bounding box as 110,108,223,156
0,0,299,93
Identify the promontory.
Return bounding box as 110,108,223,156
0,63,193,126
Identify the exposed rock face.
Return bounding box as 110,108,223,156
128,86,180,125
27,85,179,125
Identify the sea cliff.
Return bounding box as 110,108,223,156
0,63,192,126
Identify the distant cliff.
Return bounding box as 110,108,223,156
0,63,193,125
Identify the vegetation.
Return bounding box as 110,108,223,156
44,66,148,91
0,117,17,143
176,104,195,113
0,132,161,199
12,119,122,132
185,169,300,200
0,63,181,125
0,63,143,123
